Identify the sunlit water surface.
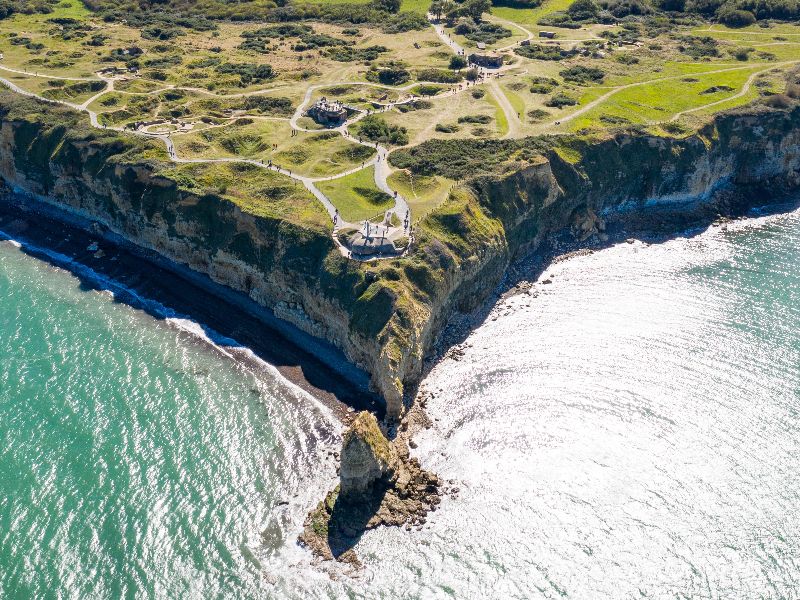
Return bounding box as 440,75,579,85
2,207,799,599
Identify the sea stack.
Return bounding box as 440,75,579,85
300,411,440,563
339,412,398,496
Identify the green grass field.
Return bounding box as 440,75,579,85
318,166,394,222
387,170,453,221
485,89,510,136
492,0,574,27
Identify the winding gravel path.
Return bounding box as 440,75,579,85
1,27,794,258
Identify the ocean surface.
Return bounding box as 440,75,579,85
1,206,799,599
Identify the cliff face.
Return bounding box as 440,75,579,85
1,92,798,418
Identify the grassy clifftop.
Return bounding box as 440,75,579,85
2,90,799,417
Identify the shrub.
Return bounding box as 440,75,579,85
356,114,409,145
463,22,513,44
372,0,401,13
435,123,459,132
515,44,576,61
545,92,577,107
661,121,688,134
325,45,388,62
537,11,583,28
367,65,410,85
450,55,467,70
215,62,275,85
615,54,640,64
731,47,753,60
567,0,599,20
465,68,480,82
598,0,651,16
396,99,433,112
417,68,463,83
457,114,492,123
559,65,605,84
242,96,294,116
718,7,756,26
529,76,558,94
762,93,793,108
471,87,485,98
527,108,551,121
676,36,719,59
700,85,734,94
414,84,445,95
141,25,182,40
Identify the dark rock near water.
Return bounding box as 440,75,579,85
299,411,440,563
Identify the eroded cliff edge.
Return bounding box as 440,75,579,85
0,90,798,418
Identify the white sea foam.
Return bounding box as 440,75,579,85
0,227,336,425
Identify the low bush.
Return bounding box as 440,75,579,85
559,65,605,84
545,92,578,107
529,76,558,94
457,114,492,123
435,123,459,132
515,44,577,61
416,68,464,83
355,114,409,145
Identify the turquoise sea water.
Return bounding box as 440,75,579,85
1,206,799,599
0,237,339,599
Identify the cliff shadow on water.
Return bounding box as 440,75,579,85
0,194,384,418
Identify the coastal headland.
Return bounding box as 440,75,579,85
1,73,800,562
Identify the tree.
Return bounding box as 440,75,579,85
717,5,756,26
373,0,402,13
449,55,467,69
464,0,491,21
430,0,445,19
567,0,599,20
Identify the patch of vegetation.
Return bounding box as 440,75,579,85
396,99,433,112
413,84,446,96
416,68,463,83
545,92,578,108
324,45,388,62
454,18,513,44
367,64,411,85
435,122,459,132
527,108,551,121
354,114,409,145
0,0,61,20
515,44,576,61
241,96,294,116
559,65,605,84
390,137,549,179
457,114,492,123
675,36,719,59
450,55,467,70
529,76,558,94
700,85,735,94
214,62,275,85
41,80,105,100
